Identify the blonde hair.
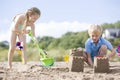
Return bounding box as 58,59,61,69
22,7,41,31
88,24,102,36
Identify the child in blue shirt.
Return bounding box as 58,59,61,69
84,24,116,67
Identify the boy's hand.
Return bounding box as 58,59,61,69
89,64,94,68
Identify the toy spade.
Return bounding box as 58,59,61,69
28,30,54,66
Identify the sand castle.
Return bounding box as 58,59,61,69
69,48,109,73
94,56,109,73
69,48,84,72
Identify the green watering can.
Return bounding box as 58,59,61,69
28,30,54,66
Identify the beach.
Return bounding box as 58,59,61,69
0,62,120,80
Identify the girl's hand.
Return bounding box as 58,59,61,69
34,38,38,45
32,37,38,45
21,29,30,34
20,29,31,34
25,30,31,34
26,26,31,34
12,30,22,35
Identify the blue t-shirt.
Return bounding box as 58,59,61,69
85,37,113,61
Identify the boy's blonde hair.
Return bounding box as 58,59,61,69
88,24,102,36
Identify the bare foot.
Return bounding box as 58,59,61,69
7,65,12,70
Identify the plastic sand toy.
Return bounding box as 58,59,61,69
63,55,69,62
116,45,120,56
28,30,54,66
16,41,24,64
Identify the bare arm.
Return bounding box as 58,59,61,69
31,24,36,37
30,24,38,43
87,53,93,66
107,48,116,59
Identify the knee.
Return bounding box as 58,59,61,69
9,46,16,52
101,45,107,51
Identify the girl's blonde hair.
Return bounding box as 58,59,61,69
13,7,41,31
22,7,41,31
88,24,102,36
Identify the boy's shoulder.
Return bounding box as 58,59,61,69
99,37,113,47
99,37,110,42
85,38,92,44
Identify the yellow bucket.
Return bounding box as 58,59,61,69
63,55,69,62
16,50,25,64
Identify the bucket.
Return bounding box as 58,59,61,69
40,57,54,66
63,55,69,62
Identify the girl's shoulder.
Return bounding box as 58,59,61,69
13,13,25,24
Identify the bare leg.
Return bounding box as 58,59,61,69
8,31,17,69
97,45,107,56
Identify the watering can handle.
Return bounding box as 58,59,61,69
28,30,47,58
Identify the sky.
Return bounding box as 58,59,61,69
0,0,120,42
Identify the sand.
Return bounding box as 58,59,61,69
0,61,120,80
